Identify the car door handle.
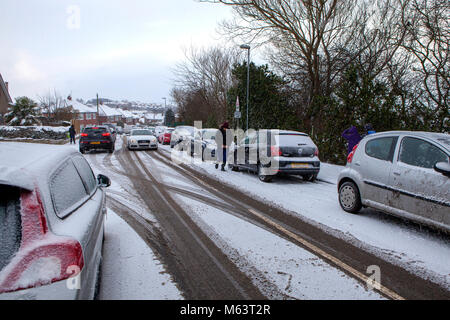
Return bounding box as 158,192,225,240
354,161,361,166
393,171,401,176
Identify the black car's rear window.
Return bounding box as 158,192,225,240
0,186,22,272
84,127,108,134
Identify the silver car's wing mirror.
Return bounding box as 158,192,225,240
434,162,450,177
97,174,111,187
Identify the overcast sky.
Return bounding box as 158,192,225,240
0,0,235,104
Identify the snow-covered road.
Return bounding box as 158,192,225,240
74,136,449,299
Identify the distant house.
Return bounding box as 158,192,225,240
98,103,122,125
145,112,164,125
65,96,98,132
0,73,13,124
116,108,136,125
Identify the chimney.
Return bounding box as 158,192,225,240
5,82,8,93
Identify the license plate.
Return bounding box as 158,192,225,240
291,163,310,168
90,142,101,145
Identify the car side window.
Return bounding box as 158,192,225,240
50,160,89,218
365,137,398,161
72,156,97,195
399,137,449,169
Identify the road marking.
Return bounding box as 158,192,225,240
247,208,405,300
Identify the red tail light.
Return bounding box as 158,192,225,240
102,133,111,137
314,148,319,157
271,146,282,156
0,189,84,294
81,133,88,137
347,144,359,163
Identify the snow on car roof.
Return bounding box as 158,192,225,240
0,142,78,190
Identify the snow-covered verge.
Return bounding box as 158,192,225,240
165,146,450,290
99,210,183,300
0,126,69,141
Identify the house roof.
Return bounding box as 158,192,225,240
65,99,97,113
98,104,122,117
0,73,12,104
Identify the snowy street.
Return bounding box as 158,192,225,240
76,136,449,300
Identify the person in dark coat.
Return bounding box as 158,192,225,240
342,125,362,155
215,121,230,171
69,124,77,144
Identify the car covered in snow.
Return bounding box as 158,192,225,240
0,142,110,299
170,126,195,148
228,130,321,182
337,131,450,233
127,129,158,150
186,128,219,160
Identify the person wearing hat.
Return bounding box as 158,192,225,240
215,121,230,171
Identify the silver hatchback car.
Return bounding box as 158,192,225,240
0,142,110,299
337,131,450,233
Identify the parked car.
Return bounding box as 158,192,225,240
79,126,116,154
102,123,117,140
228,130,320,182
337,131,450,233
187,128,218,160
0,142,110,299
155,126,168,138
127,129,158,150
147,127,156,136
170,126,195,148
158,128,175,145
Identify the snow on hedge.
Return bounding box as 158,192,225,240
0,126,69,140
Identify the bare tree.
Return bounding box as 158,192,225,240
400,0,449,130
38,90,76,123
172,45,242,123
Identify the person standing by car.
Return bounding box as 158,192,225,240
215,121,230,171
69,124,77,144
342,125,362,155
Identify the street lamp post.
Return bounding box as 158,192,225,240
240,44,250,132
162,97,167,126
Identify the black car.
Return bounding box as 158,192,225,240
79,126,115,154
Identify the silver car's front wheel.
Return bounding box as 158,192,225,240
339,181,362,213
